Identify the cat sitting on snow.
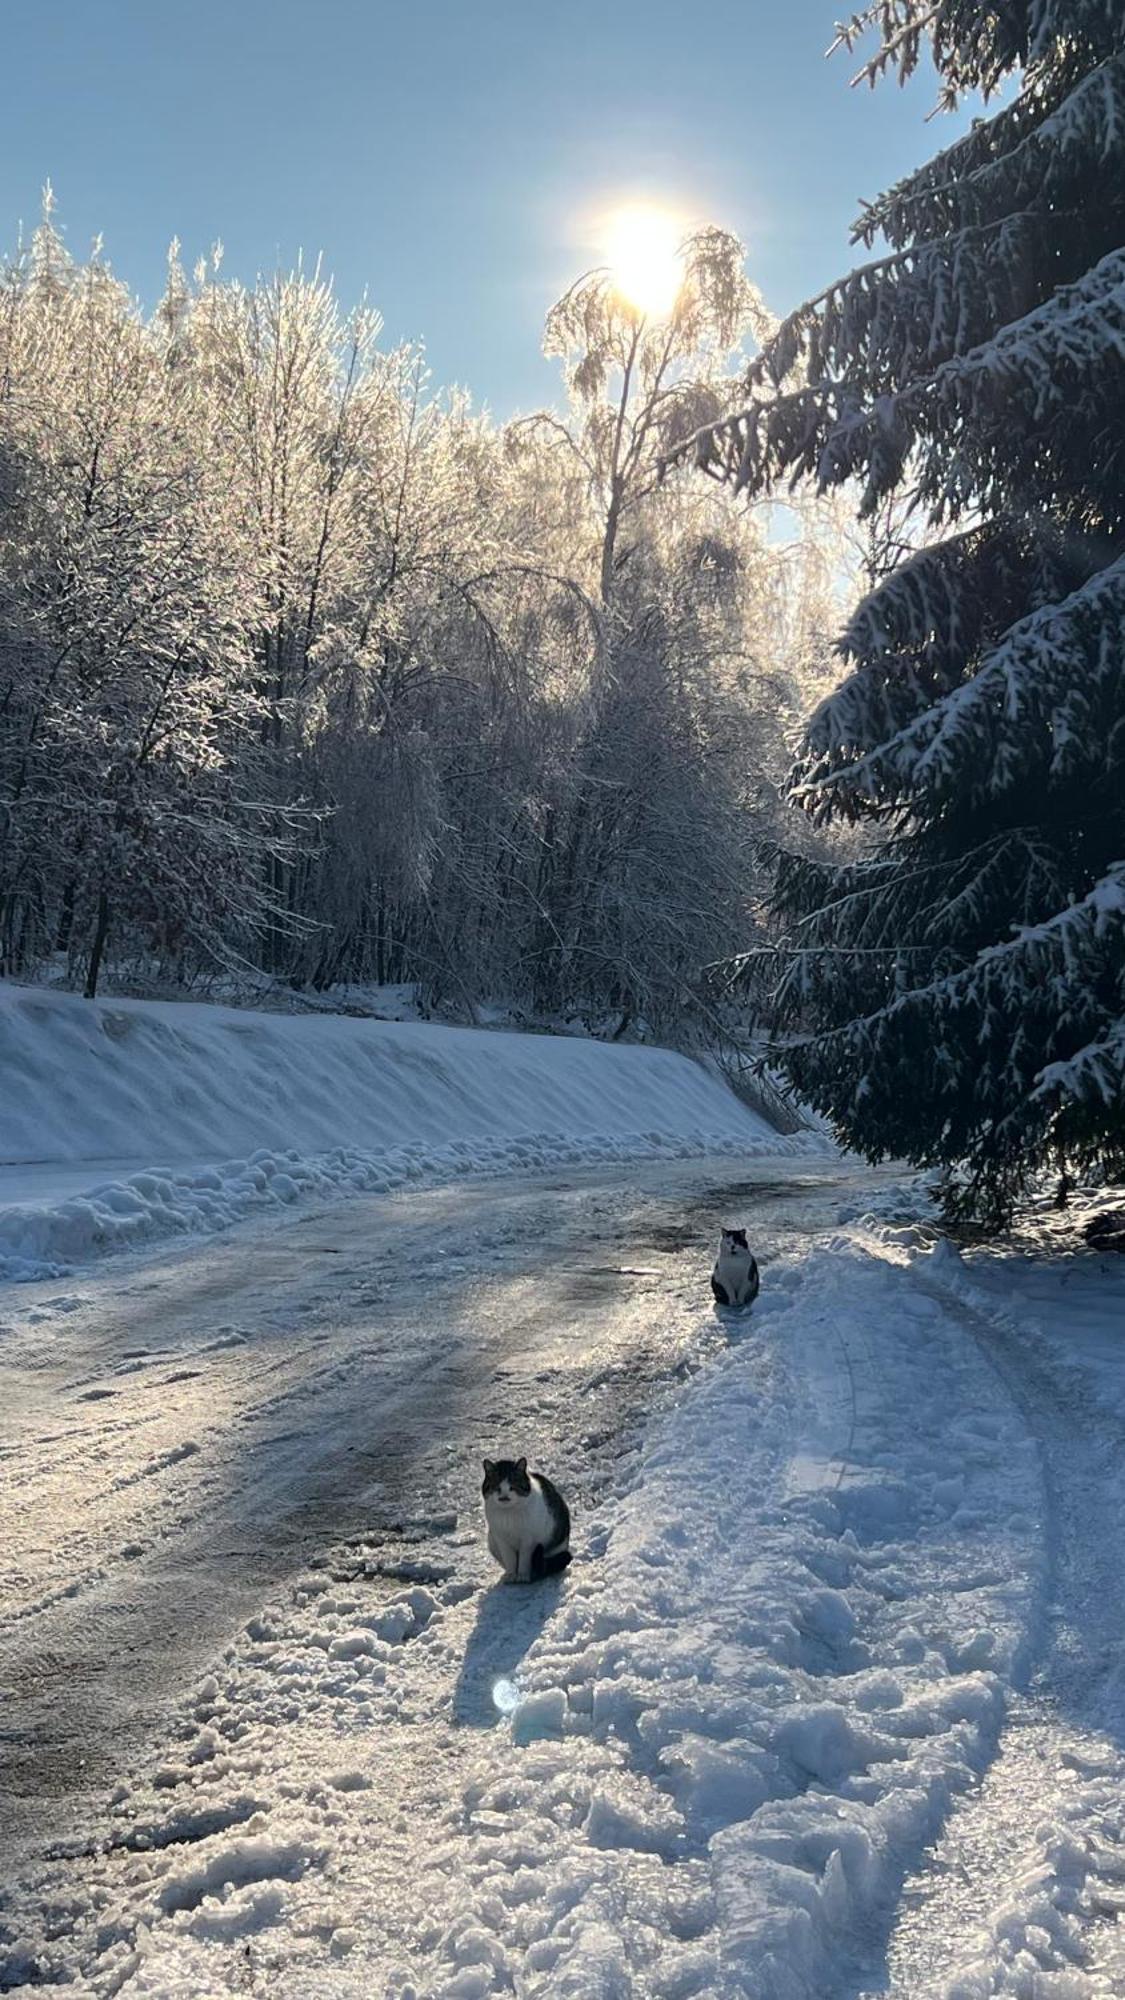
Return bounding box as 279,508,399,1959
482,1457,571,1583
710,1227,760,1308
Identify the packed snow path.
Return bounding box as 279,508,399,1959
2,1164,1124,1996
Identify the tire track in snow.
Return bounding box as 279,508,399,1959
855,1255,1125,1999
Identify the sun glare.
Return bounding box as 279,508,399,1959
602,204,685,320
491,1676,521,1715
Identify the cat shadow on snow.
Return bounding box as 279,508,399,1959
711,1298,756,1341
451,1573,566,1728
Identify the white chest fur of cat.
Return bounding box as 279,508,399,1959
482,1457,571,1583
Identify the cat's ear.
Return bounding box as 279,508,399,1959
483,1459,495,1476
515,1456,527,1474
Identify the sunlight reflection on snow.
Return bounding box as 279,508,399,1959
491,1676,521,1715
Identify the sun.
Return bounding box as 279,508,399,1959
602,203,685,320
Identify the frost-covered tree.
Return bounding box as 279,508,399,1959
539,227,772,610
689,0,1125,1221
0,197,836,1035
507,231,836,1031
0,206,269,995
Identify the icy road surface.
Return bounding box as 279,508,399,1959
2,1161,1125,1997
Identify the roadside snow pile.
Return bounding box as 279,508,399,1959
0,982,819,1279
0,1230,1047,1997
834,1175,939,1230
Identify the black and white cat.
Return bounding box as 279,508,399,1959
482,1457,572,1583
711,1227,760,1308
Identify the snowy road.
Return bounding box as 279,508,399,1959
3,1162,1124,1997
0,1155,862,1861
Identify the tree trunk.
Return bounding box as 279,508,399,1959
600,486,623,607
56,877,75,953
85,890,110,999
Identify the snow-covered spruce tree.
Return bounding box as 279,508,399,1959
689,0,1125,1223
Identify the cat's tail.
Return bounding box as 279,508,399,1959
533,1545,572,1579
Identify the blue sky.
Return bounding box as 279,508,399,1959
3,0,976,416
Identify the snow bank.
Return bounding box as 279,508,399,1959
441,1234,1044,1999
0,982,817,1279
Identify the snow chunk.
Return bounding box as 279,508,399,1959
157,1834,320,1914
511,1687,567,1746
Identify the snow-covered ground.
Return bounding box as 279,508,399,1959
4,1143,1123,1998
0,983,816,1280
863,1210,1125,2000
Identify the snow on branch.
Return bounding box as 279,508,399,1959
783,860,1123,1047
836,0,1123,120
753,211,1088,401
776,827,1067,959
988,865,1125,1123
976,857,1125,968
695,246,1125,519
1026,0,1125,66
780,861,1125,1158
857,44,1125,247
1034,1018,1125,1111
854,74,1062,248
840,517,1084,669
824,246,1125,512
798,549,1125,810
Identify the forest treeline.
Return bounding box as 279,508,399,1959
0,203,837,1030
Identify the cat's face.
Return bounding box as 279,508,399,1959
721,1228,749,1253
482,1456,531,1504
